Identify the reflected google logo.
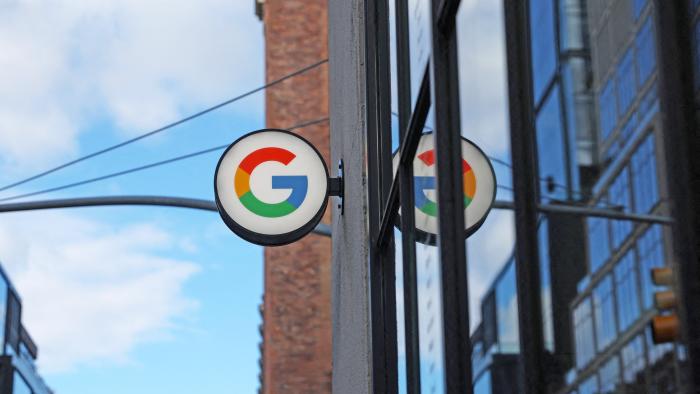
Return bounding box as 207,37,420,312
414,149,477,217
234,147,308,218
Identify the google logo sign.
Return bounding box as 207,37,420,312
393,133,496,244
215,129,329,246
414,149,477,217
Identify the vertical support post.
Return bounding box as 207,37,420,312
329,0,373,392
653,2,700,390
503,0,547,392
430,1,472,392
395,0,422,392
366,0,398,392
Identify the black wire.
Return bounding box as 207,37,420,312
0,58,329,194
0,117,330,203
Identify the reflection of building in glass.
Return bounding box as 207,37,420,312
478,0,692,392
564,1,687,392
0,265,52,394
471,256,522,394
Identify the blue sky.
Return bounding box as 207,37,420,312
0,1,268,393
0,1,517,393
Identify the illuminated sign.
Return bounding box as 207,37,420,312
215,129,329,246
393,133,496,244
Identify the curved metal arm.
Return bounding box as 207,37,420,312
0,196,332,237
0,196,671,239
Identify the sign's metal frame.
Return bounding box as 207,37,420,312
214,128,331,246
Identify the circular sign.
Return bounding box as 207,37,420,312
214,129,329,246
393,133,496,244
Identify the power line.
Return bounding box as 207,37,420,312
0,58,329,194
0,117,329,203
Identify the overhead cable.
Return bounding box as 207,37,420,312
0,58,329,194
0,117,329,203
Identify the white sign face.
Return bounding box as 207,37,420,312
393,134,496,243
215,129,329,246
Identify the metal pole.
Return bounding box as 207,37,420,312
653,1,700,390
503,0,547,392
0,196,332,237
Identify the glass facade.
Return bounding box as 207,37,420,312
495,262,519,353
536,87,568,200
592,275,616,351
530,0,558,103
573,297,595,369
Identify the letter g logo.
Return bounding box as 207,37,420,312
234,147,308,218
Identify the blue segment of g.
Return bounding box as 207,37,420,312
271,176,308,208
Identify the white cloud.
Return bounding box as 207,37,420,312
0,0,264,172
457,0,511,157
0,211,199,373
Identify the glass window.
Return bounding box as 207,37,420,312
578,375,598,394
609,168,633,250
536,86,569,200
633,0,648,20
616,48,637,117
614,250,641,332
496,260,519,353
559,0,586,51
598,356,621,394
587,216,610,274
631,134,659,213
573,297,595,369
646,326,677,392
599,78,618,141
636,17,656,85
530,0,558,103
538,221,554,352
0,274,7,351
593,275,617,351
474,371,492,394
637,225,665,310
621,335,647,391
12,372,32,394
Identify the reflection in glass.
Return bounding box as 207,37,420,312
529,0,557,103
592,275,617,352
614,250,640,332
536,86,568,201
13,372,31,394
496,261,519,353
621,335,646,391
573,297,595,369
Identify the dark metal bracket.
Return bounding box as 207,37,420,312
328,160,344,215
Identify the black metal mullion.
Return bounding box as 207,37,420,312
429,1,472,393
366,0,398,392
377,70,432,247
653,1,700,390
503,0,547,393
395,0,421,386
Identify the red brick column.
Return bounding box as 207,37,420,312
261,1,331,393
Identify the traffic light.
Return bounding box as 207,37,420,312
650,267,680,344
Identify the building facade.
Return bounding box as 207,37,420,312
472,1,699,393
323,0,700,393
0,266,52,394
255,1,332,393
565,0,688,392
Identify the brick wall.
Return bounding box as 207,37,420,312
260,1,331,393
